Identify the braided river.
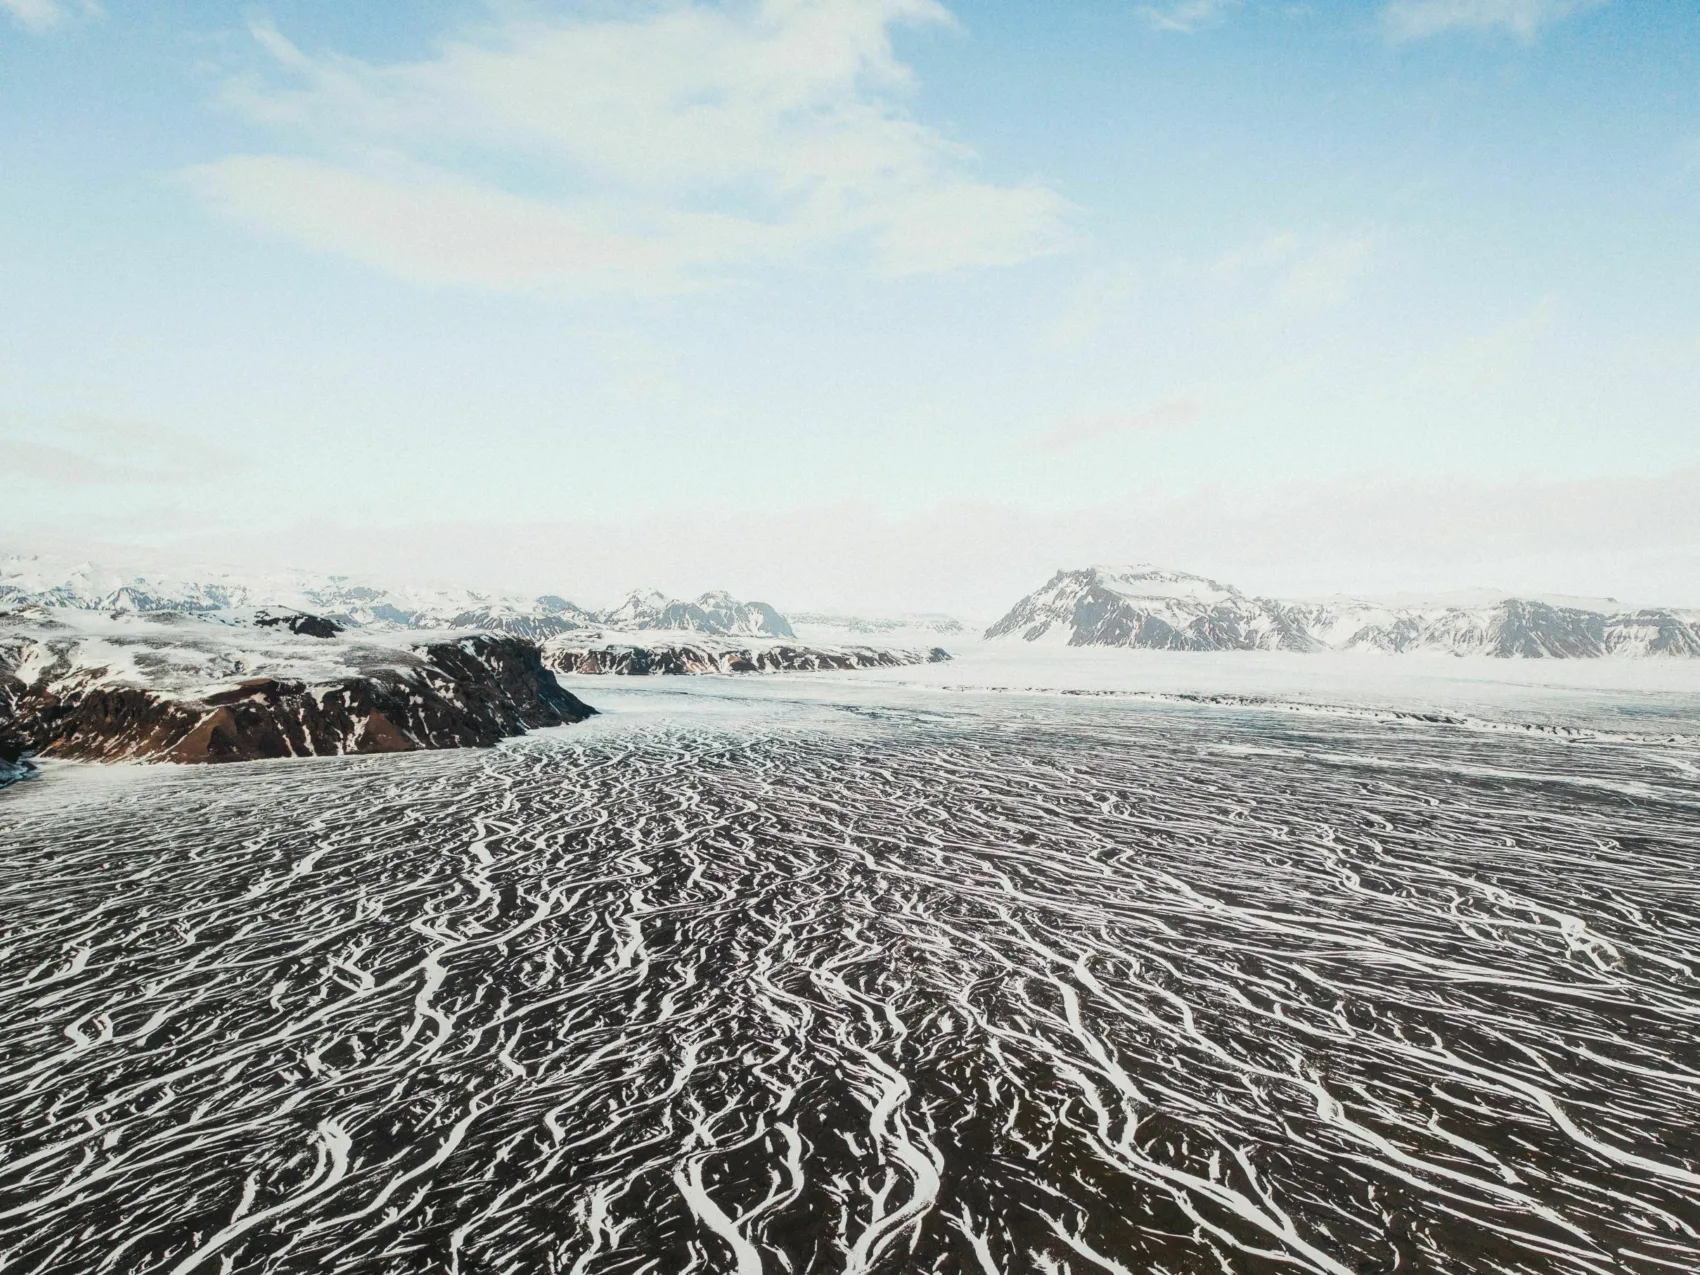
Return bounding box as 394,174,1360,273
4,676,1700,1274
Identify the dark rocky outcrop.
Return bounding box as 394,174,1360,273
2,635,595,766
0,666,30,772
253,610,344,639
548,643,950,676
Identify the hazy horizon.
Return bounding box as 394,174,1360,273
5,514,1695,619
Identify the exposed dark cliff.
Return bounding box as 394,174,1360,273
547,642,950,676
2,634,595,766
252,609,344,639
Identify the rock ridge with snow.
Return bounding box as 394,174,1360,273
600,588,795,638
0,608,595,771
988,565,1700,658
543,633,950,676
987,566,1319,652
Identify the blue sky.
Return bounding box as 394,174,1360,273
3,0,1698,611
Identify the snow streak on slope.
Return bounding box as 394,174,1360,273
3,696,1700,1274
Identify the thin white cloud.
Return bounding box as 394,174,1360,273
1428,293,1560,390
1038,261,1140,351
1208,231,1302,280
0,418,249,487
0,0,81,33
185,157,715,294
1035,397,1205,452
1678,134,1700,183
190,1,1075,293
1137,0,1242,33
1208,230,1376,310
1278,233,1374,308
1383,0,1602,41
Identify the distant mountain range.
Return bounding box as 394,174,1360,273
0,556,794,640
13,555,1694,662
790,612,967,637
988,565,1700,658
601,589,793,638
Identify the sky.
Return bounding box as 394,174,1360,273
2,0,1698,614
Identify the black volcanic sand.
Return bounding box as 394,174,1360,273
3,693,1699,1274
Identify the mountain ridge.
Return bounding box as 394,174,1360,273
0,556,793,641
988,565,1700,658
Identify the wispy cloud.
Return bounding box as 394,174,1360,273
1209,230,1376,310
1278,233,1374,308
1137,0,1242,33
1429,293,1560,390
0,419,249,487
1038,261,1139,351
0,0,98,34
1678,134,1700,185
188,2,1076,294
1034,397,1205,452
1382,0,1603,42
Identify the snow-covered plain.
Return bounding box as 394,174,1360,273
560,639,1700,741
857,642,1700,735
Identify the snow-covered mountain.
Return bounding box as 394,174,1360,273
989,565,1700,658
600,589,793,637
0,556,790,641
986,566,1319,652
1288,596,1700,658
